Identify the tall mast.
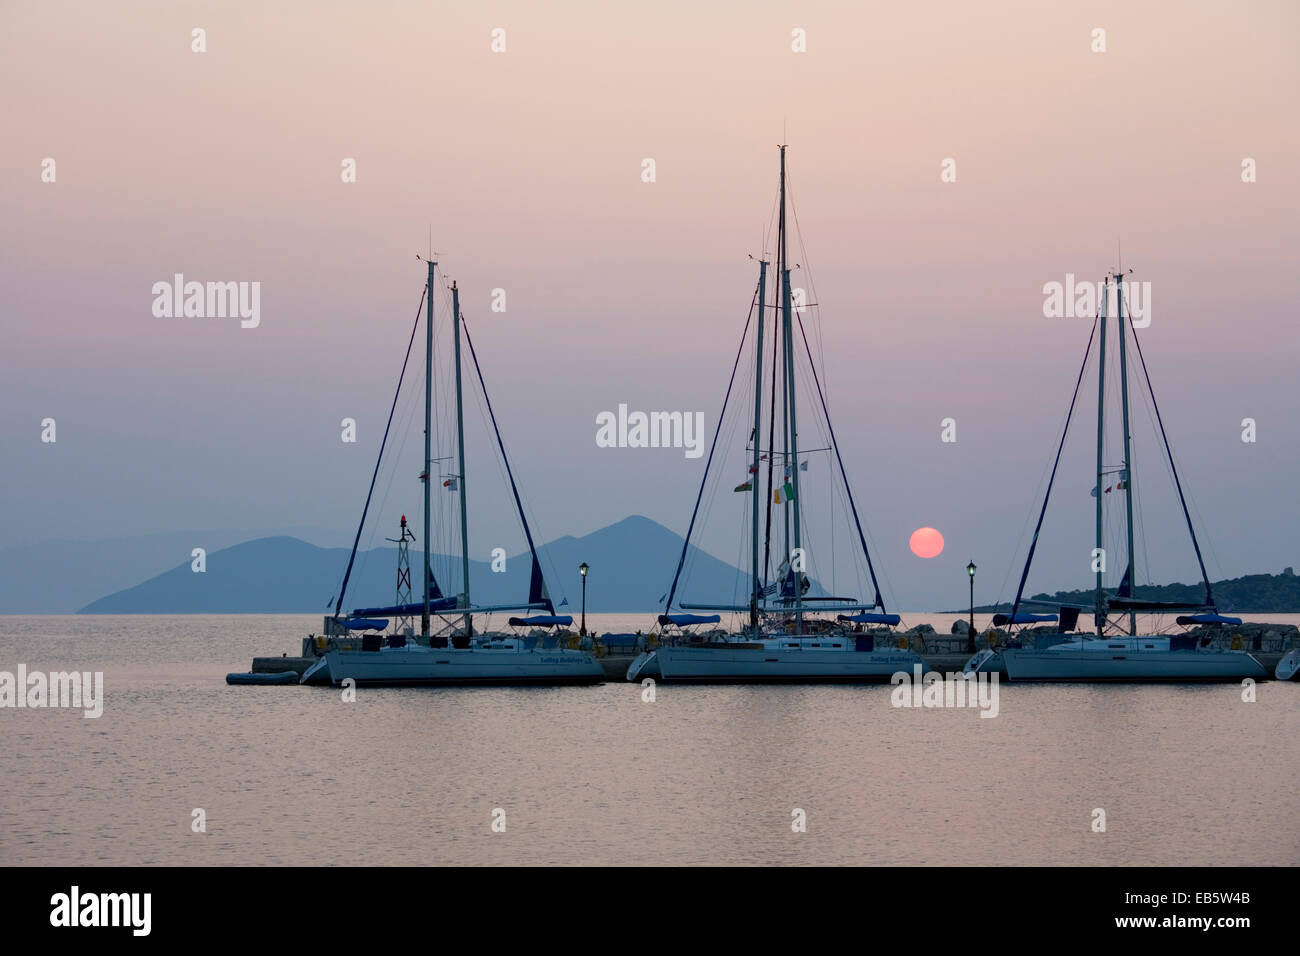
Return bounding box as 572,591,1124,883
1094,279,1108,638
423,259,436,638
779,145,804,634
750,259,768,633
1114,271,1138,636
762,278,779,587
779,154,791,563
452,281,472,637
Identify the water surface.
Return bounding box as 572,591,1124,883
1,614,1296,865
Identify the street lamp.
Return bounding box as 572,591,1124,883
579,562,589,637
966,561,977,653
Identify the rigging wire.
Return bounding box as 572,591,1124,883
662,283,760,613
793,311,890,612
1126,312,1217,607
460,312,557,615
332,285,427,619
1007,314,1101,625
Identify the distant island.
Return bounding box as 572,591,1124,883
71,516,822,615
960,568,1300,614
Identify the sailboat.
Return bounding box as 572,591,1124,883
627,147,926,683
301,261,603,686
966,270,1267,682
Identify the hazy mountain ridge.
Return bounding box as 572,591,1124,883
0,525,349,613
73,516,786,614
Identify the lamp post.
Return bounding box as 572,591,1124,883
966,561,977,653
579,562,589,637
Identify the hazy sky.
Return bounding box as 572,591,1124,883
3,1,1297,610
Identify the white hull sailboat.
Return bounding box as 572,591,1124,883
629,638,925,683
305,261,602,687
303,641,602,686
632,147,925,684
1000,637,1266,682
967,269,1266,683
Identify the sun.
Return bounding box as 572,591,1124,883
909,527,944,559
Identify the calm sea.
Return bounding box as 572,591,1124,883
1,613,1297,866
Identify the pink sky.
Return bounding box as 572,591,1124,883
3,1,1297,608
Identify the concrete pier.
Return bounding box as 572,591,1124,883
252,654,634,681
248,651,1289,683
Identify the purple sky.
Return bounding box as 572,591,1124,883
3,1,1297,609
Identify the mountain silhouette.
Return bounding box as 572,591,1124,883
75,515,795,614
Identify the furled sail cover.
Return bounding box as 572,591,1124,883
658,613,722,626
507,615,573,627
1176,613,1243,625
1108,597,1207,611
836,613,902,626
992,612,1058,626
352,597,458,617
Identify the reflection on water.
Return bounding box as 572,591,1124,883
0,615,1297,865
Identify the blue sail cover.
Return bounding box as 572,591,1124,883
344,618,389,630
993,612,1059,625
836,613,902,626
659,613,722,626
1176,613,1243,625
508,615,573,627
